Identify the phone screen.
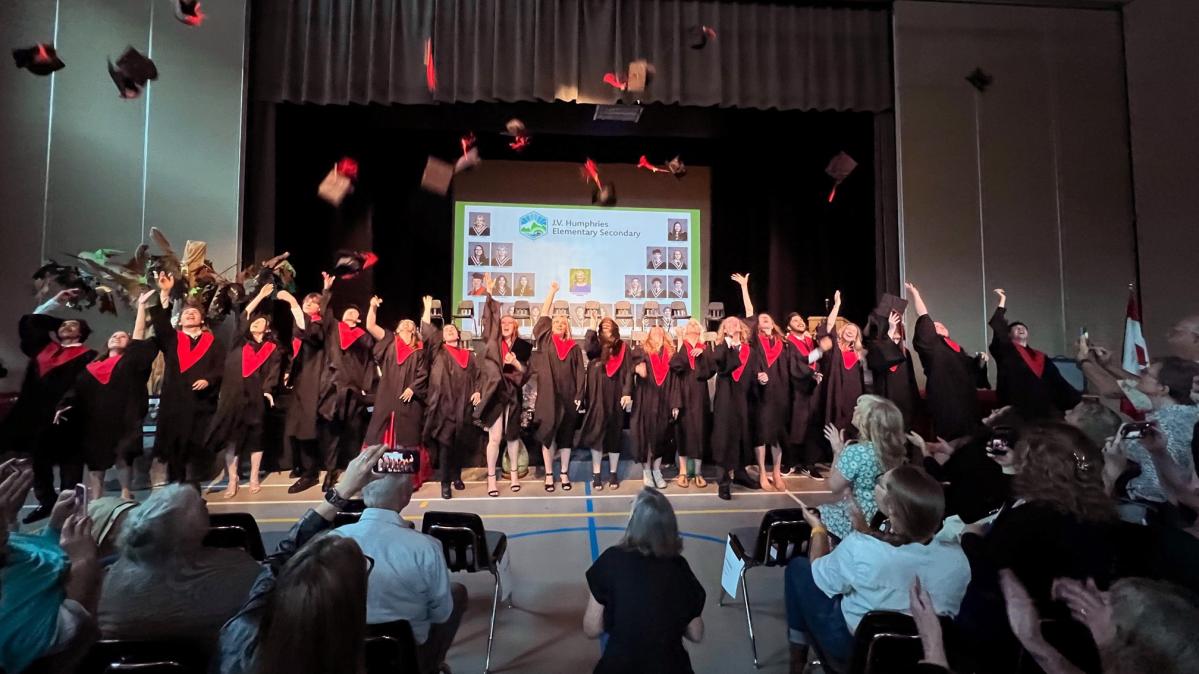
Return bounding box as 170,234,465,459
374,450,419,474
74,483,89,512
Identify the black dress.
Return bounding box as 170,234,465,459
669,342,714,460
818,328,865,431
912,315,987,440
586,547,706,674
988,307,1081,421
578,333,633,456
363,333,428,448
866,335,921,429
529,317,585,451
711,342,753,472
422,322,491,480
785,334,823,465
748,334,793,447
59,340,157,471
205,332,282,456
317,293,375,451
629,347,681,463
147,303,224,480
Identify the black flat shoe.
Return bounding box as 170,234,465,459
288,476,320,494
718,483,732,501
592,473,604,491
288,467,303,478
441,483,453,500
322,470,342,492
560,472,572,491
453,479,466,491
22,505,51,524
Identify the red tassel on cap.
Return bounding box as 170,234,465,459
424,38,437,93
583,158,603,189
509,135,530,152
637,156,668,174
603,72,627,90
827,186,837,203
336,157,359,181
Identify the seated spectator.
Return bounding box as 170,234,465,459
819,395,909,539
914,406,1022,523
333,473,467,674
1065,399,1124,451
785,464,970,674
87,496,139,566
1119,358,1199,508
0,459,101,674
1003,571,1199,674
584,487,705,674
957,422,1118,674
99,483,259,653
216,445,386,674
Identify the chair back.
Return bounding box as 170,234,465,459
752,509,810,566
512,300,531,320
333,511,363,528
204,512,266,561
630,330,648,345
82,639,207,674
365,620,421,674
453,300,474,319
705,301,725,324
552,300,570,317
459,330,474,344
584,300,601,318
848,611,953,674
669,301,690,321
702,331,720,345
429,299,443,319
422,511,494,572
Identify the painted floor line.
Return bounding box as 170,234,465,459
202,490,831,507
249,507,773,525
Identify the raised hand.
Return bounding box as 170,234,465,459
910,578,948,668
157,272,175,292
994,288,1007,308
369,296,383,309
335,444,388,497
549,280,560,293
257,283,275,299
422,295,433,311
483,272,495,295
54,288,82,304
276,290,298,306
1051,578,1115,649
823,423,846,456
833,290,842,306
904,282,919,295
322,271,335,291
49,488,78,531
730,273,750,286
138,288,158,306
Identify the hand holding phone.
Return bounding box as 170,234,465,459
74,483,89,513
374,450,420,474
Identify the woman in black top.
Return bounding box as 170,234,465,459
584,488,705,674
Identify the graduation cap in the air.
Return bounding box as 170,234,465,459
173,0,205,26
13,43,65,76
688,25,717,50
582,159,616,206
455,133,481,174
317,159,358,206
331,251,378,280
506,119,531,152
602,72,626,91
825,151,857,203
637,156,669,174
107,46,158,99
423,37,436,93
666,156,686,178
420,156,454,196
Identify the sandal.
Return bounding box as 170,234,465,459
592,472,604,491
560,471,572,491
676,473,689,488
487,472,499,498
694,475,708,488
544,475,556,493
609,475,620,490
510,481,522,493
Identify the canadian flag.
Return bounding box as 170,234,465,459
1122,286,1149,374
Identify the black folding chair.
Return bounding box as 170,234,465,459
203,512,266,561
422,511,508,673
365,620,421,674
80,639,206,674
718,509,811,668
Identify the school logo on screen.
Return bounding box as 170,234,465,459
518,211,548,240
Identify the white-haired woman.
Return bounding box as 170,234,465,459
584,488,705,673
670,319,714,487
98,484,259,655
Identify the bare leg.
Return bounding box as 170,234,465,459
693,459,706,487
223,448,239,498
755,445,771,490
87,469,105,499
506,439,521,491
116,457,134,500
542,443,556,489
485,417,503,495
676,453,689,487
249,451,264,493
771,445,785,492
590,449,605,490
558,447,572,489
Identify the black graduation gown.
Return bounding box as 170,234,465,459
530,317,585,450
988,307,1081,421
578,332,633,455
866,336,921,429
711,342,753,470
59,340,157,469
476,296,531,441
0,314,97,455
421,322,490,471
629,347,682,463
364,333,429,448
669,343,714,460
318,291,376,425
748,334,793,447
913,315,986,440
148,303,224,467
785,334,822,462
284,314,326,442
205,333,282,455
818,327,866,431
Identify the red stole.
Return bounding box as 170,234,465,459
552,334,575,361
35,343,92,377
242,341,276,378
501,339,511,362
762,336,783,367
731,344,750,382
177,331,215,373
648,350,670,386
338,322,366,350
841,348,859,370
86,354,121,384
943,337,962,353
683,341,700,369
395,338,421,366
291,337,302,358
444,344,470,369
1014,343,1046,378
787,334,814,358
605,343,626,378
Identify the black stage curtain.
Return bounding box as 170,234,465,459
251,0,893,112
254,102,879,329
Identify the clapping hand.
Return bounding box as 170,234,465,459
909,578,948,668
1051,578,1115,649
824,423,847,456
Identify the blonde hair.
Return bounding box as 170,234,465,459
852,395,908,471
396,319,417,346
1102,578,1199,674
681,318,704,342
644,326,675,357
720,316,750,342
839,321,865,354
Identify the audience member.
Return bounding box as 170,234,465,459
87,496,139,565
912,406,1021,524
334,472,467,674
215,445,386,674
584,488,705,674
1064,400,1124,452
785,465,970,674
98,484,259,653
0,459,101,674
819,395,909,539
1119,358,1199,507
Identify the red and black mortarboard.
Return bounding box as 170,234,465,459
505,119,531,152
688,25,717,49
582,159,616,206
824,151,857,203
108,46,158,99
638,155,687,179
420,156,454,196
317,158,358,206
13,43,65,76
454,133,481,173
331,251,378,280
173,0,205,26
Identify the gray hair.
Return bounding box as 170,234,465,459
361,474,414,512
118,484,209,563
619,487,683,558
